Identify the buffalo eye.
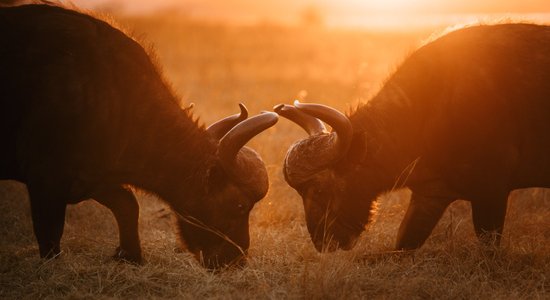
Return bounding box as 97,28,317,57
236,203,248,215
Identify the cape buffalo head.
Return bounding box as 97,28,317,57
275,101,373,252
176,104,278,270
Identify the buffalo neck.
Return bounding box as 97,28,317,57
349,80,428,195
118,95,218,206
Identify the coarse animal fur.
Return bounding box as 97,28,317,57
278,23,550,252
0,4,277,269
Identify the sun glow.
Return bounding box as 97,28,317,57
326,0,454,17
352,0,419,14
72,0,550,30
320,0,550,30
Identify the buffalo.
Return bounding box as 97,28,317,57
275,23,550,252
0,4,278,269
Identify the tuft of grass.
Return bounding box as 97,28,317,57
1,14,549,299
1,183,549,298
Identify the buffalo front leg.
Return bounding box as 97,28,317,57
395,193,454,250
28,185,67,259
92,185,142,264
471,195,508,247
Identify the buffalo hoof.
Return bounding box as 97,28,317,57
477,232,502,249
40,246,61,260
113,247,142,265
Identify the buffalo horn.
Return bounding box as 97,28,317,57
293,100,353,157
273,103,326,135
206,103,248,140
218,112,278,170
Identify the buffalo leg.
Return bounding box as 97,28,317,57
28,185,67,259
92,185,142,264
395,193,454,250
471,195,508,247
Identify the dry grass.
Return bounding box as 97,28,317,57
1,14,549,299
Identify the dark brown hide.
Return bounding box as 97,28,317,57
0,4,277,269
279,24,550,252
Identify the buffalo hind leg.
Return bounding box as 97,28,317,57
471,195,508,247
396,193,454,250
92,185,142,264
28,184,67,259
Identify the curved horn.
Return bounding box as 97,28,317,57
218,112,278,169
273,103,326,135
294,100,353,156
206,103,248,140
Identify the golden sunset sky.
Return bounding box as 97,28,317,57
73,0,550,29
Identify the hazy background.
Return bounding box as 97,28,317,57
1,0,549,298
72,0,550,29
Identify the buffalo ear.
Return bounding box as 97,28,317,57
345,132,367,167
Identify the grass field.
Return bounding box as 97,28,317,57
1,13,549,299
